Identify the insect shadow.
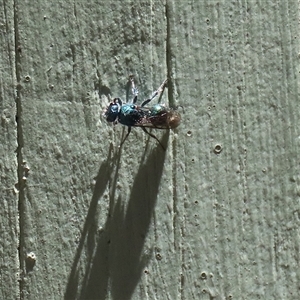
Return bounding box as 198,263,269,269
65,134,168,300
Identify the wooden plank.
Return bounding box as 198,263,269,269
7,0,299,299
0,1,19,299
166,1,300,299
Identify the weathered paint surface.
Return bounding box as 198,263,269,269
1,1,299,299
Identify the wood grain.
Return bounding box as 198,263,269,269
1,0,299,299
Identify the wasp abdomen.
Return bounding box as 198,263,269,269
147,104,181,129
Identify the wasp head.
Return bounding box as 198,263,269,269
104,98,122,123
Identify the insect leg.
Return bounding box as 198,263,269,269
120,126,132,148
141,127,166,151
141,79,168,107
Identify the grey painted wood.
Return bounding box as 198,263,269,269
1,0,299,299
0,1,19,299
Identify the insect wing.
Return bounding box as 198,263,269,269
134,105,181,129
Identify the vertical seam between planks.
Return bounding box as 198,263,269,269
13,0,25,299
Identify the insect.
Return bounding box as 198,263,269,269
104,76,181,150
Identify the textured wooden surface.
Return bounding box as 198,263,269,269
1,0,299,299
0,1,19,299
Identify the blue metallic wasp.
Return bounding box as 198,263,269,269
104,76,181,150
